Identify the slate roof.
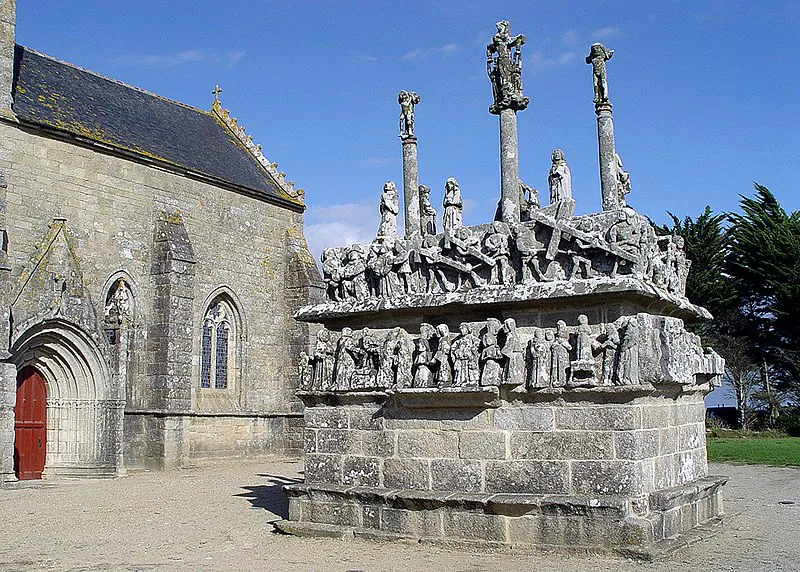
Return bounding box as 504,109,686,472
10,45,298,208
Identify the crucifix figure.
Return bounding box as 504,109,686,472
398,90,420,138
586,43,614,105
212,85,223,103
487,20,528,114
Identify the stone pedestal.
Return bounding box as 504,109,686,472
401,136,421,241
595,103,621,211
280,385,725,555
499,108,521,223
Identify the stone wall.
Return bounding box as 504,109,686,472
302,391,707,498
0,119,319,471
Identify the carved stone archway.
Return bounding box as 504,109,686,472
10,318,124,477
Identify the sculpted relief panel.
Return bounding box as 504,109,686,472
299,313,723,394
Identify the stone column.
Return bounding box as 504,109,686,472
0,0,15,121
401,135,421,241
595,101,621,211
498,108,521,223
0,361,16,483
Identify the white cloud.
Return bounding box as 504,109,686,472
400,48,424,61
304,202,379,262
352,50,378,63
112,50,245,68
439,43,460,56
527,51,577,73
561,29,580,45
592,26,622,39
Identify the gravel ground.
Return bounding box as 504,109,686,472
0,458,797,572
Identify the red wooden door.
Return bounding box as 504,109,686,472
14,366,47,480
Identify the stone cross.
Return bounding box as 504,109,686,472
487,20,528,225
212,85,223,103
586,43,614,106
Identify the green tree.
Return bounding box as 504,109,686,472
726,184,800,409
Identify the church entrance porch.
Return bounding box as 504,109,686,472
8,319,124,478
13,366,46,480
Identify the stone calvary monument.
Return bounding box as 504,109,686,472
277,21,727,555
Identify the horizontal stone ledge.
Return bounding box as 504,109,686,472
122,409,302,419
390,386,501,409
297,390,389,407
649,475,729,512
294,276,710,323
284,482,637,517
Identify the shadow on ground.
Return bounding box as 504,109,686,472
236,474,301,520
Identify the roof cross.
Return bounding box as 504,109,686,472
212,84,223,103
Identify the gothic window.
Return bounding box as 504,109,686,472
200,298,237,390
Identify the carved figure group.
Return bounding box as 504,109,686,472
300,312,723,394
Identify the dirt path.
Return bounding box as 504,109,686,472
0,459,797,571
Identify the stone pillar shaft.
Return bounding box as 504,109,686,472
499,108,520,223
401,136,420,241
595,104,621,211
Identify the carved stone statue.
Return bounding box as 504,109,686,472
341,244,369,301
321,248,344,301
412,323,436,388
394,328,413,388
593,323,620,385
433,323,453,388
550,320,572,387
377,330,398,389
333,327,357,390
398,90,421,138
501,318,524,386
104,278,133,325
480,318,503,386
570,314,597,385
419,184,437,235
526,328,550,389
614,153,630,205
299,351,312,390
487,20,529,114
312,328,335,391
451,322,480,387
443,177,463,233
484,222,515,285
377,181,400,238
617,318,641,385
586,43,614,105
392,239,415,294
548,148,572,203
367,240,396,297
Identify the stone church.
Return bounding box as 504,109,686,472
0,2,320,481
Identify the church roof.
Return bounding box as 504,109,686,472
10,45,303,210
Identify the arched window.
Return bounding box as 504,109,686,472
200,299,236,389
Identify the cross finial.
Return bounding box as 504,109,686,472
212,84,223,103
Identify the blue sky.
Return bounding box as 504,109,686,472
17,1,799,262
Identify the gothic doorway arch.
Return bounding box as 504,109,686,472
10,318,124,477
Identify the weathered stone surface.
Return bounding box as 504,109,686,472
494,407,554,431
361,430,396,457
305,407,349,429
442,511,506,542
556,406,642,431
397,431,458,459
381,507,441,536
301,500,360,527
511,431,614,460
459,431,507,460
430,458,483,493
614,430,660,460
342,456,381,487
304,453,343,484
485,460,569,494
571,460,649,496
383,458,429,490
